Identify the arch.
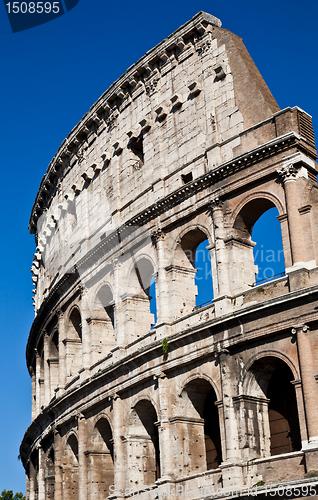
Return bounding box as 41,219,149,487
65,307,82,379
128,255,156,296
91,411,113,432
230,194,286,291
89,417,114,498
231,192,284,226
128,393,159,423
177,377,222,472
243,350,299,386
93,282,115,324
68,307,82,340
49,329,59,357
174,226,211,267
48,329,59,400
243,355,301,457
45,446,55,500
127,399,160,485
124,256,157,340
170,226,214,316
65,432,79,461
179,373,221,401
62,433,79,500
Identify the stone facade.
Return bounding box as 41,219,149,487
21,11,318,500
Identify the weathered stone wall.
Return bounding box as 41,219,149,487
22,11,318,500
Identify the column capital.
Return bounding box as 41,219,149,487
111,257,121,270
276,164,297,182
56,309,64,319
78,284,88,297
76,412,85,422
291,323,310,335
151,228,165,244
210,197,224,210
108,392,120,401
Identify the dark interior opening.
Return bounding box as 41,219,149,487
203,389,222,469
268,365,301,455
182,172,193,184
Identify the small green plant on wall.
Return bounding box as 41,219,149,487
162,338,169,354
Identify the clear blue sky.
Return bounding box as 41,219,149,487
0,0,317,493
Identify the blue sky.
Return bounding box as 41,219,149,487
0,0,317,493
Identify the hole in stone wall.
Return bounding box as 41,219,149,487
129,135,144,166
181,172,193,184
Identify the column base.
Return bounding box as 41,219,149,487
219,462,244,488
213,295,233,316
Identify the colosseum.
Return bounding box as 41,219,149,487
21,11,318,500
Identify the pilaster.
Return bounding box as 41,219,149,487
292,324,318,447
57,310,66,391
112,394,126,495
77,413,88,500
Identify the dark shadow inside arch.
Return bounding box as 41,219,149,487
130,400,161,482
69,309,82,340
184,379,222,469
67,434,79,461
203,389,222,469
248,357,301,456
268,364,301,455
97,285,115,327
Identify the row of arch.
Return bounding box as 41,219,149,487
32,198,286,411
29,354,301,498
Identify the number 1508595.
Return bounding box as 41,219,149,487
6,2,60,13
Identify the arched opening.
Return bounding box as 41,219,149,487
244,357,301,458
45,448,55,500
36,337,45,413
175,378,222,475
63,434,79,500
124,258,157,342
268,364,301,455
69,309,82,340
89,418,114,498
252,207,285,284
232,198,285,292
194,240,213,308
30,450,39,500
171,229,213,317
127,400,160,486
48,330,59,399
66,308,82,379
203,389,222,469
96,285,115,327
91,285,116,362
149,276,157,327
